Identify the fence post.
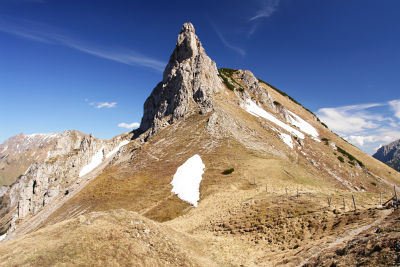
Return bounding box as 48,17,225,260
328,197,331,207
394,186,398,202
265,184,268,193
286,187,288,196
380,192,382,206
297,187,299,197
352,195,357,211
343,198,346,211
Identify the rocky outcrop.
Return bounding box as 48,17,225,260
235,70,274,110
0,130,129,234
0,133,60,186
373,139,400,171
139,22,224,135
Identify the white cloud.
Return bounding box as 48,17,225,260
118,122,140,129
211,23,246,56
96,102,116,109
345,133,398,147
87,101,117,109
317,100,400,154
0,16,166,72
317,103,383,134
389,99,400,119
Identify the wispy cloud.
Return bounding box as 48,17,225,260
247,0,281,37
211,23,245,56
118,122,140,129
249,0,281,21
0,16,166,72
95,102,117,109
317,100,400,154
86,99,117,109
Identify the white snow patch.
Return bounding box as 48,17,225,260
79,147,104,177
106,140,129,159
287,111,319,138
170,154,205,207
0,146,7,153
0,233,6,242
280,133,294,149
243,99,305,139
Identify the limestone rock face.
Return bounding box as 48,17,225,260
273,101,291,122
236,70,274,109
0,133,61,186
373,139,400,171
0,131,129,234
140,22,223,135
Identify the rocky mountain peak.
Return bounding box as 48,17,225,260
139,22,223,135
373,138,400,171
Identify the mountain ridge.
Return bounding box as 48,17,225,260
0,22,400,266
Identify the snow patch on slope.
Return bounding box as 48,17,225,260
243,99,305,139
79,147,104,177
106,140,129,158
287,111,319,138
170,154,205,207
0,233,6,242
280,133,293,149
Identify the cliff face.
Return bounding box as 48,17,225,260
373,139,400,171
0,130,130,235
139,22,223,135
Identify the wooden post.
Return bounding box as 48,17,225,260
265,184,268,193
352,195,357,210
328,197,331,207
394,186,398,202
286,187,288,196
343,198,346,211
380,192,382,206
297,187,299,197
253,177,256,186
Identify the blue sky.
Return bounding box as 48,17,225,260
0,0,399,154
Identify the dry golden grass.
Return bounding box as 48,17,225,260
0,209,216,267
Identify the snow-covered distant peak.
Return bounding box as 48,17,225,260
171,154,205,207
0,132,61,154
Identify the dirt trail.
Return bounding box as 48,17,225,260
297,208,392,267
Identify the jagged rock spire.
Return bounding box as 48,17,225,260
139,22,223,135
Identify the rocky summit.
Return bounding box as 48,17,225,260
0,23,400,267
139,22,223,135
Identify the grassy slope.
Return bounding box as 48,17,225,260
0,209,216,267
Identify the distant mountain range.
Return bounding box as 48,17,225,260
373,139,400,172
